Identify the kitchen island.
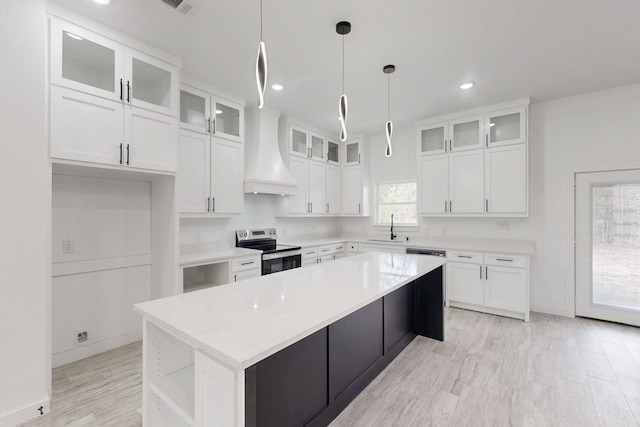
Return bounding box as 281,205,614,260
135,252,445,427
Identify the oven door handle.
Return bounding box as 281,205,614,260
261,250,302,261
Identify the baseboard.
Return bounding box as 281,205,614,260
530,304,569,317
52,330,142,368
0,394,50,427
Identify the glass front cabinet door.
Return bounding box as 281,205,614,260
417,122,448,155
212,96,243,142
343,139,362,165
51,19,124,101
310,133,326,162
125,49,179,117
327,138,340,164
449,115,485,152
290,125,309,158
485,106,527,147
179,85,210,134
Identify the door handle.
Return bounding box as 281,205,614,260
486,199,488,212
119,79,123,101
126,144,130,165
207,118,211,133
480,265,483,279
485,266,488,279
207,197,211,212
119,143,123,164
126,81,131,103
449,200,452,212
212,197,215,212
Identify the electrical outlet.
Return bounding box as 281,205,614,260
77,331,88,343
496,221,510,230
62,240,74,253
194,232,201,243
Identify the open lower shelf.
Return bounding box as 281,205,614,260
149,365,195,425
184,281,217,293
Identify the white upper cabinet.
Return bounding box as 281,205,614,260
287,156,310,214
341,165,363,215
417,122,448,156
416,99,529,217
326,165,341,214
177,130,210,214
449,150,485,214
449,115,485,152
326,138,340,165
418,154,448,214
51,20,124,102
210,137,244,214
308,161,327,213
309,133,326,163
49,17,180,173
485,106,527,147
343,139,362,165
485,144,527,214
212,96,244,142
289,125,310,159
179,85,244,142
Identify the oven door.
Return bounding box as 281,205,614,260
262,251,302,275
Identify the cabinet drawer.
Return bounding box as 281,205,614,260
302,248,318,260
447,250,483,264
234,269,260,282
332,243,345,254
231,257,260,272
485,253,526,268
318,246,333,256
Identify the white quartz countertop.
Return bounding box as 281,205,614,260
135,252,445,370
283,235,535,255
179,247,261,267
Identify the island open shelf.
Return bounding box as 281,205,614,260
136,252,445,426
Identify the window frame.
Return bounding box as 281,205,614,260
374,180,419,227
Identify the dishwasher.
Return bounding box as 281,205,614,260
406,247,446,258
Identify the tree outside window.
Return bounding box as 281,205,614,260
377,181,417,225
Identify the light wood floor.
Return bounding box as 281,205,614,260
18,308,640,427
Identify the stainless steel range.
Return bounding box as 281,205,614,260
235,228,302,275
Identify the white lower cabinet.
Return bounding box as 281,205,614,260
446,250,529,321
181,254,260,293
357,243,405,254
177,130,244,216
301,243,346,265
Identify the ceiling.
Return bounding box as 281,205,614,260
48,0,640,136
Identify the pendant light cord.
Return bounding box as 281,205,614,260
260,0,263,41
342,36,345,94
387,74,390,121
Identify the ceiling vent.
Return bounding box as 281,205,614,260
160,0,199,16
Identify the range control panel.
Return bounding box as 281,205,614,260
236,228,277,241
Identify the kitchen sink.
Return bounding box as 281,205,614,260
366,239,405,244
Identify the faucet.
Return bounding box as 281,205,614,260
390,213,397,240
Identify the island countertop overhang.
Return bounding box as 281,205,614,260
135,252,445,370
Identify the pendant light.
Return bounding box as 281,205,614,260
383,64,395,157
256,0,267,109
336,21,351,141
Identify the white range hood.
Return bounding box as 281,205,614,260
244,107,298,196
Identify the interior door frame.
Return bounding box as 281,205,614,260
566,160,640,318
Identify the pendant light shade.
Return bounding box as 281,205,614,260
383,64,396,158
256,41,267,109
256,0,267,109
336,21,351,142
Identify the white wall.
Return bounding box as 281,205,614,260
346,83,640,316
51,175,152,366
180,194,340,247
0,1,49,425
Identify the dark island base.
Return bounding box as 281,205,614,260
245,266,444,427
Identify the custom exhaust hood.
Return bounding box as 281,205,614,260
244,107,298,196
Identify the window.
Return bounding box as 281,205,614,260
376,181,417,225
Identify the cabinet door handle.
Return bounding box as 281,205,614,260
212,119,216,134
326,203,329,213
486,199,488,212
126,144,130,165
126,81,131,103
457,255,472,259
485,134,489,147
119,79,123,101
445,200,447,213
480,265,483,279
234,274,237,282
358,203,361,213
119,143,123,164
485,266,488,279
496,258,514,262
212,197,215,212
241,261,255,266
444,139,447,152
207,197,211,212
358,154,361,164
449,139,452,152
449,200,452,212
207,118,211,133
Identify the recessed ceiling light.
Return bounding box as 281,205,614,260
489,123,496,127
65,32,84,41
460,82,474,90
271,84,284,91
93,0,111,5
215,110,223,115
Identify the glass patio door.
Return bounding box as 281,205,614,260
575,169,640,326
